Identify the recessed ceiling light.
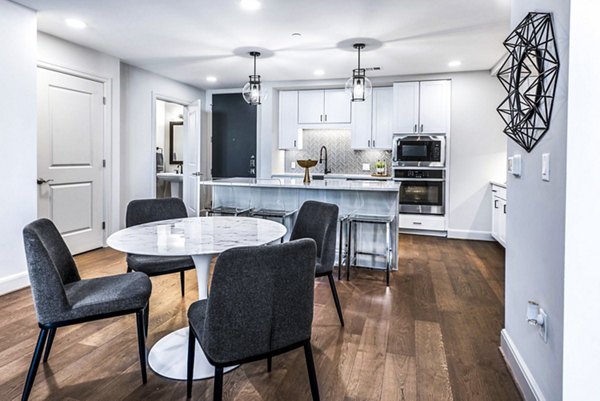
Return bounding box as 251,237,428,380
448,60,462,67
292,32,302,37
206,76,217,82
314,69,325,76
65,18,87,29
240,0,261,11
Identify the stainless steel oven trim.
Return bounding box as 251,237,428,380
392,135,446,168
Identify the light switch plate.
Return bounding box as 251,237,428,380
291,161,296,169
362,163,370,171
542,153,550,181
508,154,522,177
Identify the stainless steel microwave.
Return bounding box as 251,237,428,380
392,135,446,168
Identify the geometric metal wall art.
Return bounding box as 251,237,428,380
497,12,560,152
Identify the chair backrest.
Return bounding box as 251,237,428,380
22,218,80,325
126,197,188,227
202,239,317,364
290,201,339,273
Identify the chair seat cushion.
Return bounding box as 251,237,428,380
59,272,152,323
187,299,208,344
127,254,195,276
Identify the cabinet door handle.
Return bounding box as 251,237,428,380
420,124,424,132
324,114,328,122
368,140,371,147
503,204,506,214
320,114,323,122
412,221,422,225
494,200,499,209
372,140,375,147
413,124,417,133
293,140,296,148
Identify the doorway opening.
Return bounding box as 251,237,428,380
155,100,185,199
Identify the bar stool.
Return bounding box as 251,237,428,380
250,208,298,242
346,213,395,286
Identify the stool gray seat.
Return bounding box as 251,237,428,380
21,218,151,401
126,198,194,298
290,200,344,327
186,239,320,401
346,213,395,286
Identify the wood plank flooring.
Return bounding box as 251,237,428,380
0,235,521,401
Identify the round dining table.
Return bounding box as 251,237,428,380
107,216,287,380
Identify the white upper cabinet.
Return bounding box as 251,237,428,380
323,89,351,123
351,95,373,149
298,89,351,124
392,82,419,134
298,90,324,124
372,87,394,149
351,86,393,150
278,91,302,150
393,80,449,135
419,81,449,134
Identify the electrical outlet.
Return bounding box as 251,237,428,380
291,161,296,169
362,163,370,171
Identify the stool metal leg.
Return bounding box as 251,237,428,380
346,221,352,281
386,221,391,287
338,219,343,280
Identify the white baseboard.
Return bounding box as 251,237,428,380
499,329,546,401
0,271,30,296
447,229,494,241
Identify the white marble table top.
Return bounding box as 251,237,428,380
107,216,287,256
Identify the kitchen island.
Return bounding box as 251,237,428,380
199,177,400,271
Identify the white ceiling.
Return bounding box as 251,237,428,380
16,0,511,89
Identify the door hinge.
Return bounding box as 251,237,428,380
102,221,106,230
102,159,106,168
103,96,106,105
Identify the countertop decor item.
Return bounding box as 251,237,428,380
497,12,559,153
297,159,318,183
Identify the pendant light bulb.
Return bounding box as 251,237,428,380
345,43,372,102
242,51,268,106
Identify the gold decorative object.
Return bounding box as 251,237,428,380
296,159,318,183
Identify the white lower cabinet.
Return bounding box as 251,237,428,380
399,214,446,231
491,185,506,247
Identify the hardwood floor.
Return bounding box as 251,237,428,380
0,235,521,401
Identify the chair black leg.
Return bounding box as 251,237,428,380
327,273,344,327
303,341,320,401
21,328,48,401
143,302,150,338
338,220,343,280
126,266,132,273
214,367,224,401
267,356,272,372
187,328,196,399
135,311,147,384
180,271,186,297
42,328,56,363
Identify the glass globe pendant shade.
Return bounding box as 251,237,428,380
242,75,267,105
345,68,372,102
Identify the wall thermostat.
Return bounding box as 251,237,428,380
508,154,522,177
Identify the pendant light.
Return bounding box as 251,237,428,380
242,51,267,105
345,43,372,102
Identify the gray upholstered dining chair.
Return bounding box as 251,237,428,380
290,200,344,326
21,218,152,401
126,197,194,298
186,239,320,401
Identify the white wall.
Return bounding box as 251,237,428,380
0,1,37,294
501,1,570,400
120,63,204,224
562,1,600,399
37,32,121,237
255,71,506,238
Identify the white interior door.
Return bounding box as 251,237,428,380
183,100,202,216
37,68,105,255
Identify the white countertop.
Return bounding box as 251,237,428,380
272,173,392,181
200,177,400,192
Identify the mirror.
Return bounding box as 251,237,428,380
169,121,184,164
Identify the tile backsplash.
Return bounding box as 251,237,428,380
285,129,392,175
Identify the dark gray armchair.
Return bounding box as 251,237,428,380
290,200,344,326
186,239,320,401
126,198,194,298
21,218,151,401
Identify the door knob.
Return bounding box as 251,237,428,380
37,178,54,185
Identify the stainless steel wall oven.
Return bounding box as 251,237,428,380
394,169,445,215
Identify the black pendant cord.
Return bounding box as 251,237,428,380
357,46,361,70
253,53,257,76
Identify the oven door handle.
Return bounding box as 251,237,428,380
394,178,445,182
